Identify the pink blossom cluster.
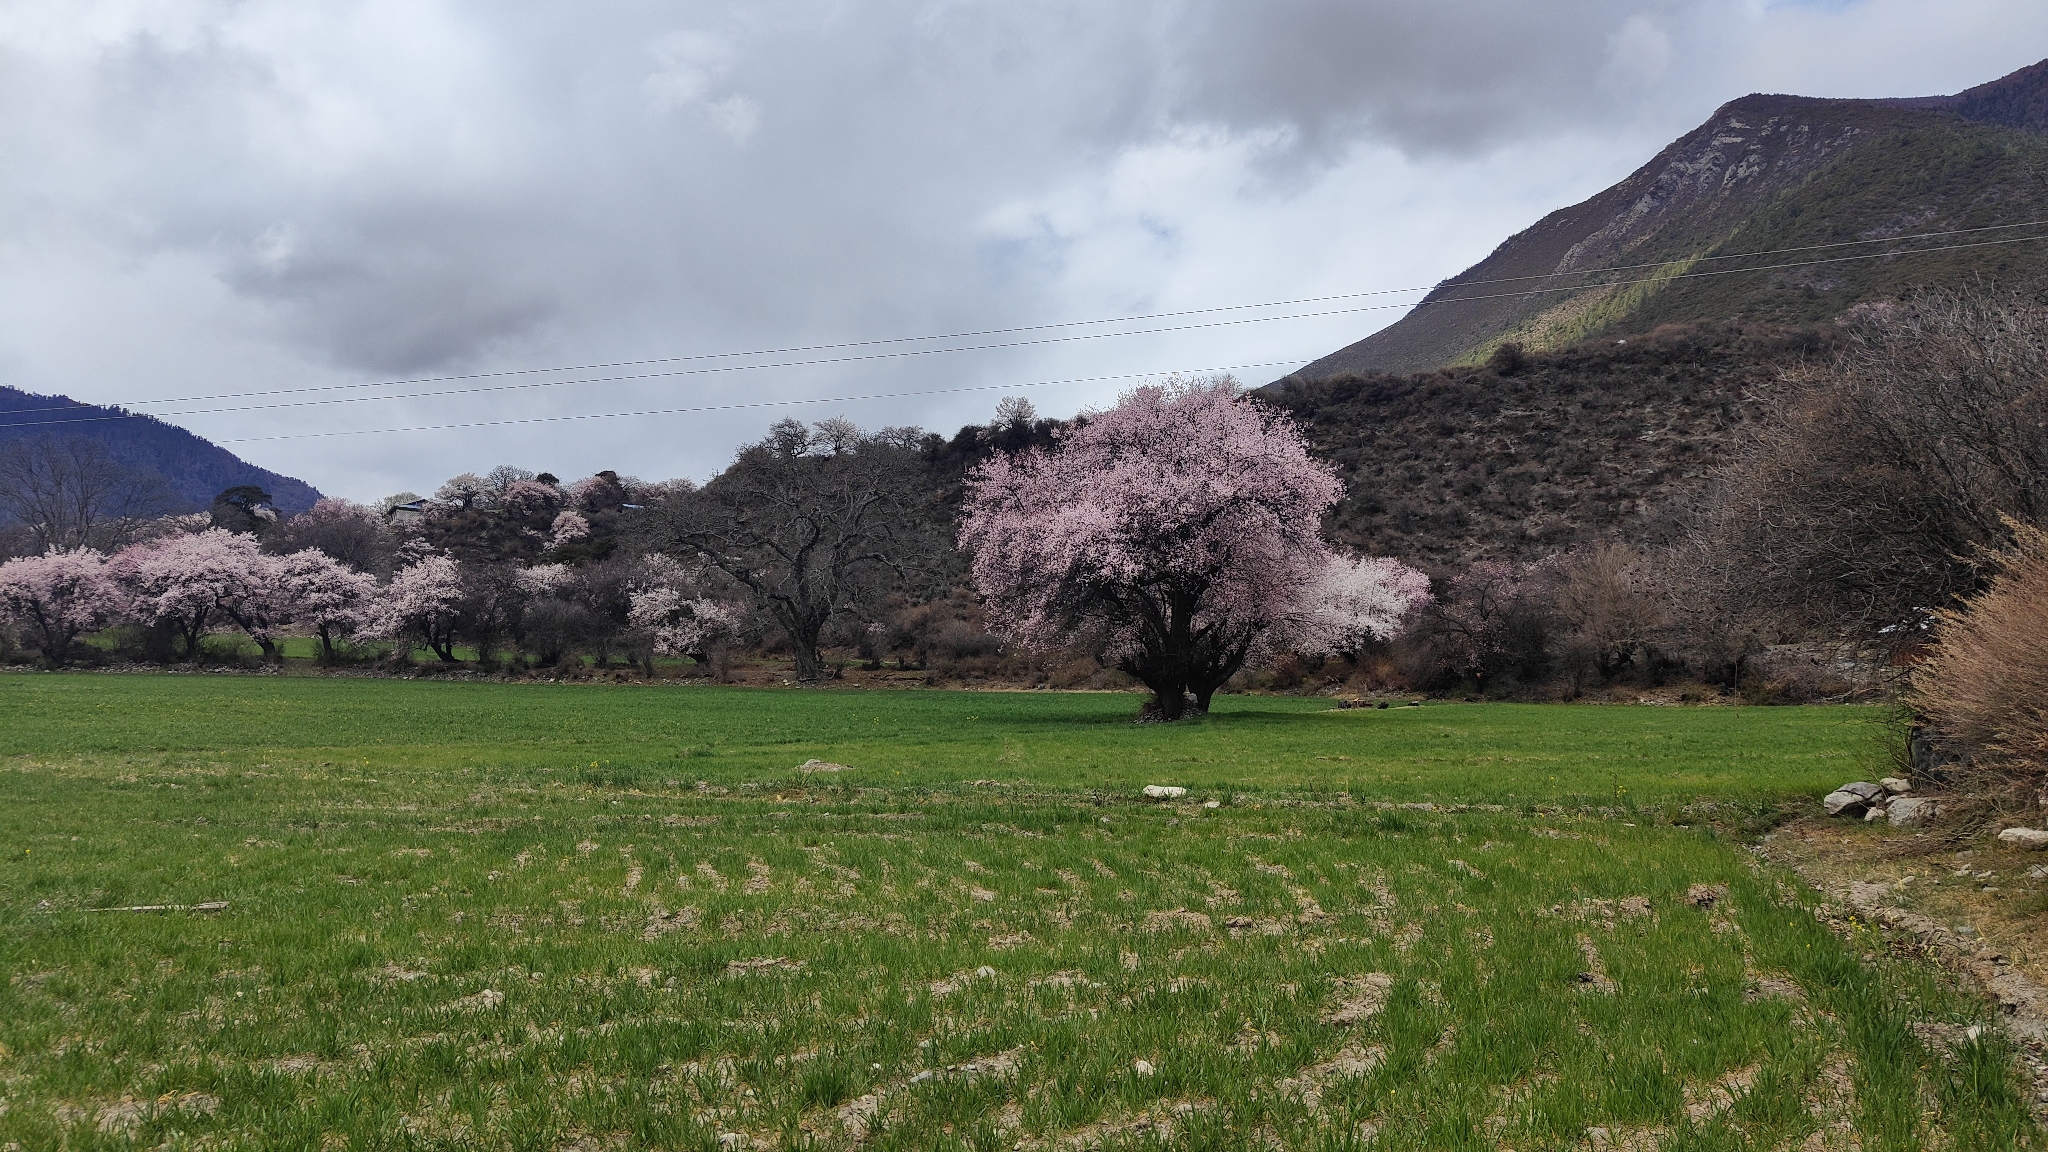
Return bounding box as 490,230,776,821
550,511,592,547
627,585,742,659
361,553,465,661
1292,554,1434,656
0,548,125,664
960,378,1421,715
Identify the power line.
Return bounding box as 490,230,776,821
212,361,1312,444
7,216,2047,419
5,228,2044,435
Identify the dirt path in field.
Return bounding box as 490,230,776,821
1761,817,2048,1118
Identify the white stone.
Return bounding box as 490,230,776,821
975,965,997,979
1998,827,2048,849
1863,807,1886,822
1142,785,1187,800
1888,797,1941,829
1880,777,1912,795
1204,799,1221,809
1132,1059,1155,1076
717,1134,746,1151
1823,790,1869,817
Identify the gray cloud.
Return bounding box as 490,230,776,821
3,1,2045,500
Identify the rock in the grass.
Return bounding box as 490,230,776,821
1998,827,2048,850
1142,785,1187,800
1132,1059,1156,1076
2028,864,2048,880
1203,799,1222,810
717,1133,746,1150
1881,777,1913,795
1888,797,1942,829
798,759,854,773
1864,807,1887,822
1823,790,1873,817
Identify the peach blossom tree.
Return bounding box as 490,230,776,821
365,553,466,661
276,549,378,661
112,528,280,659
960,378,1419,720
0,548,124,665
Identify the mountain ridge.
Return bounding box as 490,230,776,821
1286,58,2048,378
0,387,323,516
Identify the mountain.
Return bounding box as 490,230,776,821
0,387,323,514
1287,58,2048,378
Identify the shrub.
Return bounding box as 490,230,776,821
1912,523,2048,778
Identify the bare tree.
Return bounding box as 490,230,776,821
1540,544,1662,693
0,436,175,554
649,418,943,681
1701,288,2048,643
267,498,391,573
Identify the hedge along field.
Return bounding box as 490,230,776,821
0,675,2029,1150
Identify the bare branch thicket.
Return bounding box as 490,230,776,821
1912,521,2048,785
648,419,948,682
0,437,178,554
1543,544,1665,696
1695,288,2048,649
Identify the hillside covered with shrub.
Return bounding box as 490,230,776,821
1263,322,1832,568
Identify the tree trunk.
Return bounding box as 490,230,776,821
776,603,829,682
791,639,827,682
179,616,207,661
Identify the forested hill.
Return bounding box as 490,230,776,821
1286,57,2048,378
1263,322,1831,568
0,387,322,514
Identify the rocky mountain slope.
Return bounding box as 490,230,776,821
1289,58,2048,377
0,387,322,514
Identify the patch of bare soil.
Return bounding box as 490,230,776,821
1762,816,2048,1114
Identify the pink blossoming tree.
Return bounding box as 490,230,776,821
550,511,591,548
366,553,466,661
112,528,279,659
627,585,744,670
961,378,1410,720
1293,554,1434,658
275,549,378,661
0,549,124,665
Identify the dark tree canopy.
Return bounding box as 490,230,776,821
650,418,947,681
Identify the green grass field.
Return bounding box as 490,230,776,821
0,676,2029,1150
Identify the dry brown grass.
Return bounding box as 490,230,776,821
1913,522,2048,779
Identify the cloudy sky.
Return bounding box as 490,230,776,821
3,1,2045,501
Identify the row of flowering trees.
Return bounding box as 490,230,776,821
0,530,382,665
0,527,745,669
2,380,1441,712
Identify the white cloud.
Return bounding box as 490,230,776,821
645,30,760,142
1603,15,1673,91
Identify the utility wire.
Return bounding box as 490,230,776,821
7,216,2047,418
212,360,1312,444
5,229,2044,435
